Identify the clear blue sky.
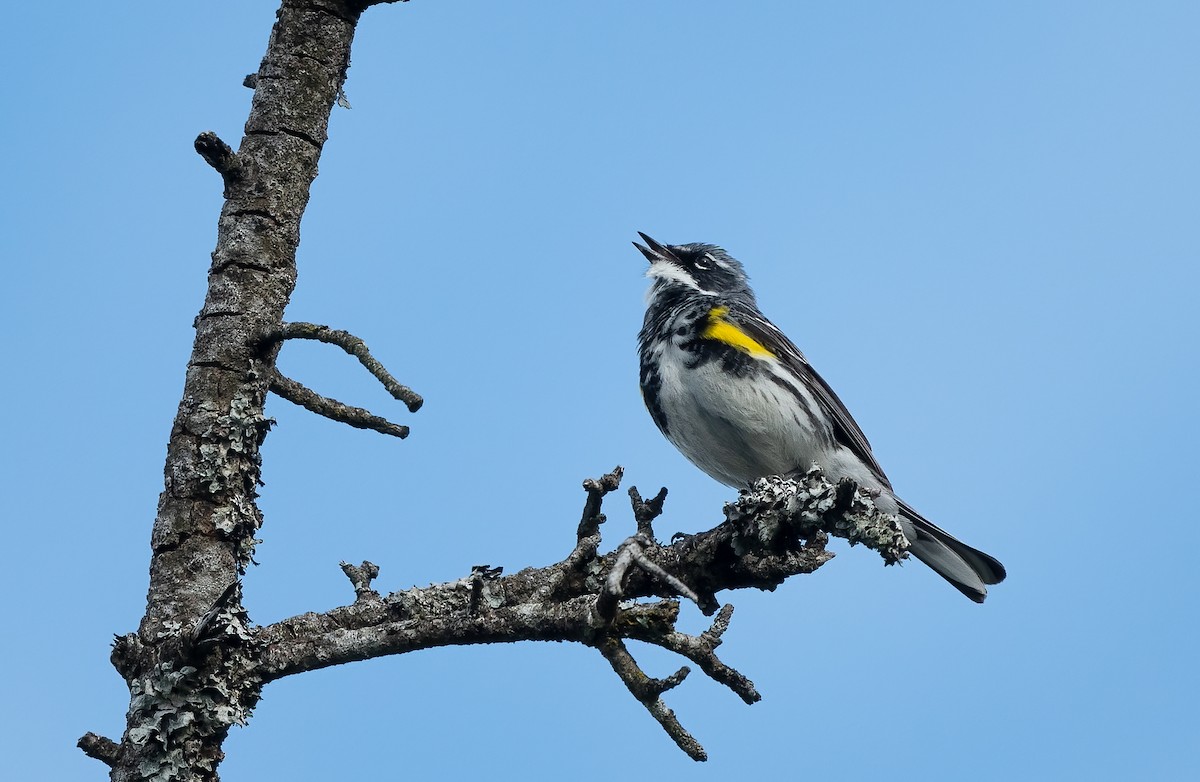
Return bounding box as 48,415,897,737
4,1,1197,779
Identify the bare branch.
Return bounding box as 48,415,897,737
629,547,706,610
270,370,410,438
593,536,637,625
77,733,119,767
595,637,707,762
594,531,712,626
245,468,905,761
258,465,886,684
269,322,423,412
629,485,668,537
193,131,242,184
340,561,381,601
597,599,759,759
557,467,623,585
577,467,623,542
627,604,761,705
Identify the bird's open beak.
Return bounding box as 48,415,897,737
633,231,677,264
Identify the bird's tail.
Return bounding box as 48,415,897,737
897,500,1006,603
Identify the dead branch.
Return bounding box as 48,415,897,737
270,370,410,438
596,634,706,761
268,321,423,412
340,560,381,601
77,733,119,767
244,466,900,760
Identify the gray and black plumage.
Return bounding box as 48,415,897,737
634,232,1006,602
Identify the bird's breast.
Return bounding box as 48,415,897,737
648,337,830,487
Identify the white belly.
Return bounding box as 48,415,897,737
654,350,826,488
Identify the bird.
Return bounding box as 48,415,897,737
634,232,1005,602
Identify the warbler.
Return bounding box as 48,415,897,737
635,232,1005,602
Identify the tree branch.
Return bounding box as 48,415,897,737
577,467,623,542
340,560,381,601
629,485,668,537
270,370,410,438
244,466,902,760
595,634,707,761
257,465,895,680
77,733,119,767
593,532,709,624
193,131,243,189
624,603,760,705
268,321,423,412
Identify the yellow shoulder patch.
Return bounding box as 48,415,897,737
701,306,774,357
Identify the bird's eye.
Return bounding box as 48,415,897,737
693,255,710,271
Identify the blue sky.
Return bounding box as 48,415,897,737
4,1,1198,779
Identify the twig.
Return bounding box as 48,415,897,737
340,561,380,601
193,132,242,185
577,467,623,542
269,322,423,412
77,733,119,767
270,371,410,438
629,604,761,705
595,600,758,757
596,638,707,762
594,532,709,625
630,550,707,611
628,486,668,537
534,469,624,603
593,538,635,625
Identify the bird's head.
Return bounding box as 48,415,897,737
634,232,752,301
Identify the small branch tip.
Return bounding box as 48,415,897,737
577,467,624,542
629,485,668,537
271,372,410,438
340,561,381,600
194,131,241,183
596,639,708,761
78,733,119,766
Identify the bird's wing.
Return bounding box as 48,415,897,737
727,302,890,485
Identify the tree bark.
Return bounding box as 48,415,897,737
97,3,365,779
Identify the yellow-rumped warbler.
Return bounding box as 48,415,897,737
635,233,1005,602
